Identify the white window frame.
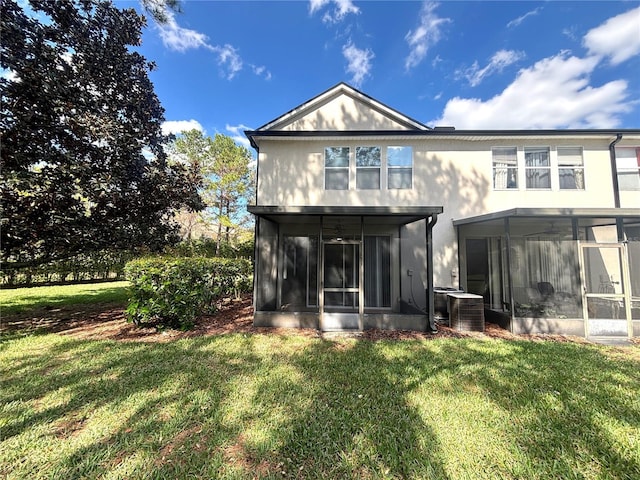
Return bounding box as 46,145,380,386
324,146,350,190
615,147,640,191
524,146,551,190
557,146,585,190
387,146,413,189
492,147,518,190
356,146,381,190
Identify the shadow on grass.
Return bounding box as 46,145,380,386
1,334,638,479
253,340,451,478
386,340,640,478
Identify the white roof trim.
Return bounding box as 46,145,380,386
257,83,430,132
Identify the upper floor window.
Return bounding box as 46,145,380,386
525,147,550,189
558,147,585,190
387,146,412,189
356,146,381,189
492,147,518,189
325,147,349,190
616,147,640,191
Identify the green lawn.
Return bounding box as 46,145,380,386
1,331,638,479
0,281,129,315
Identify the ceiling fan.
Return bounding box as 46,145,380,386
524,221,569,237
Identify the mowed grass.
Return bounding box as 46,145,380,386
0,281,129,315
1,330,639,479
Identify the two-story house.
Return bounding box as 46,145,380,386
246,83,640,339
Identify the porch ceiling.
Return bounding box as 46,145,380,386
248,205,443,226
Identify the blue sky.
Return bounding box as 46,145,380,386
127,1,639,146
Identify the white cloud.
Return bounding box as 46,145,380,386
156,9,209,52
342,42,374,87
226,124,252,148
149,2,270,81
309,0,328,14
458,50,525,87
433,52,631,129
431,8,639,129
405,2,451,70
251,65,272,80
162,119,204,136
309,0,359,23
583,6,640,65
210,44,243,80
562,26,578,42
507,7,542,28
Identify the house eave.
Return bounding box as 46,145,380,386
248,205,443,225
245,129,640,149
453,208,640,226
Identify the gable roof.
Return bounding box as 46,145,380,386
256,82,430,132
245,83,640,149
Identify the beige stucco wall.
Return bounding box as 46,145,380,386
278,94,416,131
256,137,637,285
257,138,622,208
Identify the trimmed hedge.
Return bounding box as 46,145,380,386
1,250,136,287
166,238,254,259
124,256,252,329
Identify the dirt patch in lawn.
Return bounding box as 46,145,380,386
1,294,636,346
0,295,318,343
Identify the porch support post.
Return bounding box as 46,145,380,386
251,216,260,318
319,215,324,331
398,225,403,300
504,217,515,333
426,214,438,332
359,216,364,331
616,217,624,242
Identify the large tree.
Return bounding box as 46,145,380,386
170,130,254,249
0,0,202,268
139,0,181,23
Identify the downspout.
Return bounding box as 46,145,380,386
609,133,624,240
609,133,623,208
426,214,438,332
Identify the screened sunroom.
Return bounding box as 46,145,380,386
249,206,442,332
456,208,640,338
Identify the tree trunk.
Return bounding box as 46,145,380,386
225,199,231,243
216,195,224,255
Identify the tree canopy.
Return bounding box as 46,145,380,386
0,0,202,267
139,0,181,24
170,130,254,247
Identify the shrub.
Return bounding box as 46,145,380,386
165,238,254,260
124,256,252,329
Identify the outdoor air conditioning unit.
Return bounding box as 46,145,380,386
431,287,464,323
448,293,485,332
